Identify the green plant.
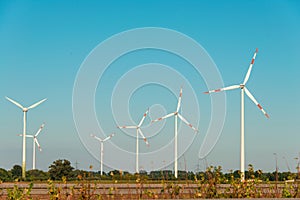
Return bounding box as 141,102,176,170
48,179,61,199
167,183,182,198
282,182,293,198
7,182,33,200
0,180,3,198
295,181,300,198
198,166,223,198
48,159,74,180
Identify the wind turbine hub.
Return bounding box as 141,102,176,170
23,108,29,112
240,84,245,89
174,112,178,115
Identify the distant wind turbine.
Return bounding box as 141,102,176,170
204,48,269,181
152,87,198,178
18,123,45,170
118,109,150,174
6,96,47,179
91,133,115,176
283,156,291,172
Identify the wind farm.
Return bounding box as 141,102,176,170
3,71,272,182
1,1,299,199
1,49,274,178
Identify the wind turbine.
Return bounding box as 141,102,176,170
6,97,47,179
91,133,115,176
117,109,150,174
283,156,291,172
204,48,269,181
152,88,198,178
18,123,45,170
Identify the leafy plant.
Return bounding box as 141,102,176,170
7,182,33,200
48,179,62,199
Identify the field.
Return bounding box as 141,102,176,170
1,180,300,199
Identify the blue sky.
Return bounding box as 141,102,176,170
0,0,299,173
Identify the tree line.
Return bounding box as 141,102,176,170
0,159,299,182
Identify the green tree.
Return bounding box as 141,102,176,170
10,165,22,180
0,168,11,182
26,169,49,181
48,159,74,180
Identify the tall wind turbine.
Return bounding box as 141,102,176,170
117,109,150,173
204,48,269,181
91,133,115,176
18,123,45,170
6,97,47,179
152,88,198,178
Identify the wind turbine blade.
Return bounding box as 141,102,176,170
18,134,33,138
176,87,183,112
151,112,175,123
204,85,240,94
5,97,24,109
117,125,137,129
35,123,45,137
138,108,149,127
28,98,47,110
177,113,198,132
102,133,115,142
244,87,269,118
90,134,103,142
34,138,42,151
243,48,258,85
138,129,149,146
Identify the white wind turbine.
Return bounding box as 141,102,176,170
204,48,269,181
152,88,198,178
91,133,115,176
117,109,150,174
18,123,45,170
6,97,47,179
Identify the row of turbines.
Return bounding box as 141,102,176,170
6,48,269,181
89,48,269,180
92,85,198,177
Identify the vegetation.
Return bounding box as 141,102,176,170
0,160,300,199
6,183,33,200
10,165,22,181
48,159,74,180
0,168,11,182
0,159,299,182
26,169,49,181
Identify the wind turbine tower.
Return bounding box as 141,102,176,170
91,133,115,176
6,97,47,179
152,88,198,178
118,109,150,174
204,48,269,181
18,123,45,170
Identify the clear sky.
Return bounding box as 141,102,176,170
0,0,299,173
